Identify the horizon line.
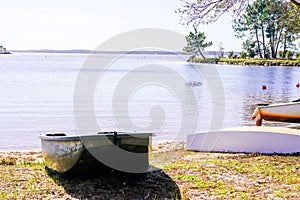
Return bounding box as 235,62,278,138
10,49,240,54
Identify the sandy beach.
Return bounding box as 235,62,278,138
1,141,300,199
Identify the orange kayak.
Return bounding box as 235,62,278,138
252,101,300,126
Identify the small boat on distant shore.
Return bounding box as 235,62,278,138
39,132,153,174
0,46,11,54
251,101,300,126
0,51,11,54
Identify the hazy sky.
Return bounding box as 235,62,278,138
0,0,242,51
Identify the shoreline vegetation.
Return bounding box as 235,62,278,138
1,141,300,199
189,57,300,67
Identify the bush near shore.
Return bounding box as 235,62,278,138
189,57,300,67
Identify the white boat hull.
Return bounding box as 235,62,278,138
187,127,300,154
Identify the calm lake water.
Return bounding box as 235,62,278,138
0,52,300,151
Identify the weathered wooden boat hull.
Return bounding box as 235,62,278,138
187,127,300,154
252,102,300,126
41,137,84,173
40,132,153,174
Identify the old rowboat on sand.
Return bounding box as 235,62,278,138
39,132,153,174
251,101,300,126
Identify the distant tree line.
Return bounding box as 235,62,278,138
233,0,300,59
179,0,300,59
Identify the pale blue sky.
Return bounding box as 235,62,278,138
0,0,242,51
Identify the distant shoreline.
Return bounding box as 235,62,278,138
11,49,185,55
9,49,230,56
189,57,300,67
6,50,300,67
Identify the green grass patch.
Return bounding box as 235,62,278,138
163,151,300,199
1,151,300,199
176,174,200,181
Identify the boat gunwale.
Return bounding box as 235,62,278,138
39,132,153,141
257,101,300,109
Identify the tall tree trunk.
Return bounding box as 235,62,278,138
270,28,276,58
255,28,263,58
197,46,206,59
261,24,268,58
274,27,283,58
270,36,275,59
283,34,287,58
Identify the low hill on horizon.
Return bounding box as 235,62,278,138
11,49,240,57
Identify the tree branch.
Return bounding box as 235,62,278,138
176,0,250,26
176,0,299,26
